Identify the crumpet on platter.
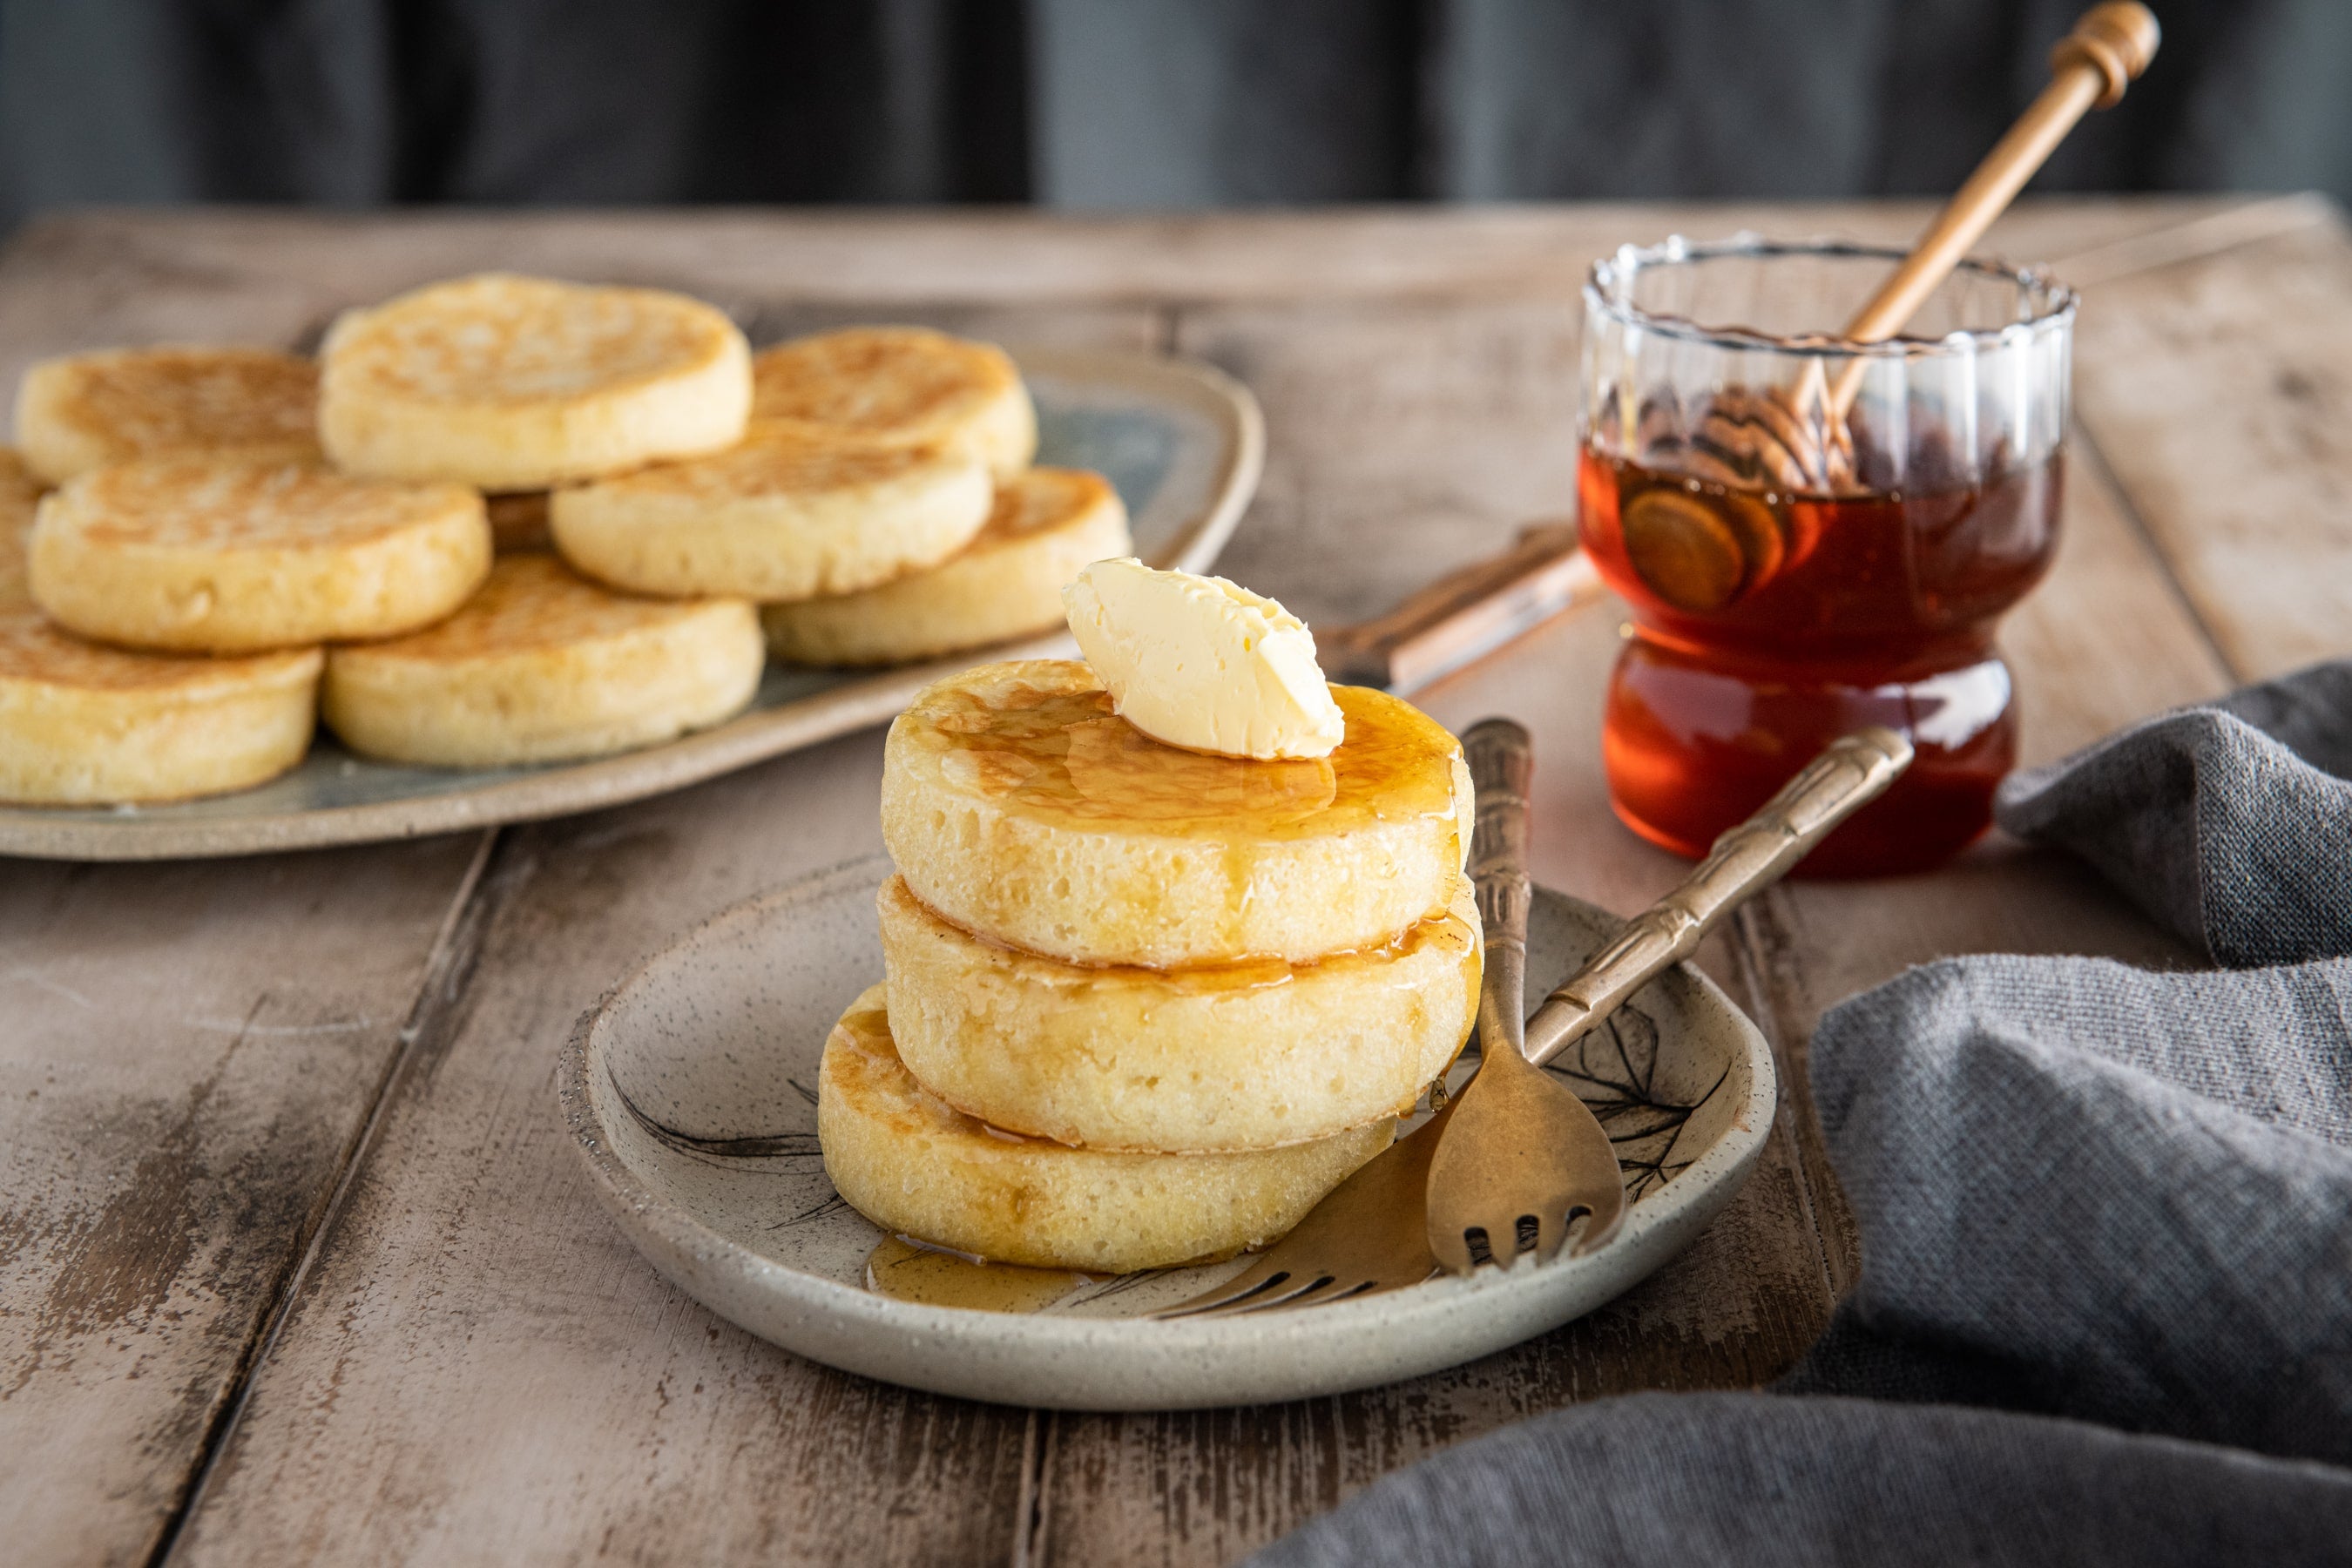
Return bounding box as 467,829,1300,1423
763,466,1130,666
751,326,1035,481
321,552,761,767
319,274,752,490
550,429,990,602
0,471,318,804
29,457,489,653
817,985,1393,1274
877,873,1478,1152
880,659,1474,968
16,345,320,484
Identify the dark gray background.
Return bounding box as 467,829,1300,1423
1,0,2345,233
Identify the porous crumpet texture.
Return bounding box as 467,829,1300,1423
878,873,1477,1152
763,466,1129,666
16,346,320,484
881,659,1473,968
322,553,761,767
29,456,488,652
551,428,990,602
320,274,751,489
751,326,1036,480
817,985,1392,1273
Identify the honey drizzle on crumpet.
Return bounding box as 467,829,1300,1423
920,680,1458,840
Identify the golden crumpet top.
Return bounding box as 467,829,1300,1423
579,425,962,504
341,551,725,665
752,326,1027,448
325,274,741,407
40,457,478,551
14,346,321,484
900,661,1458,842
0,510,316,696
970,466,1117,548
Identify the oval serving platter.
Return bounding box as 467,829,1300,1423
0,347,1261,862
558,854,1775,1411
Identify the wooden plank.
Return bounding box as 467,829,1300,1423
0,835,486,1568
2072,208,2352,679
0,196,2261,389
168,740,1037,1568
167,307,1156,1567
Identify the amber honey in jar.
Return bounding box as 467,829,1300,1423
1578,238,2074,875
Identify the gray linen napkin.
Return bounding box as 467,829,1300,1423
1255,661,2352,1568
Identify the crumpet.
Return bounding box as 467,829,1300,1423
881,660,1474,968
0,490,318,804
817,986,1392,1273
321,553,761,767
878,874,1478,1152
550,429,990,601
320,274,752,489
16,346,319,484
763,466,1131,666
751,327,1035,480
29,458,489,653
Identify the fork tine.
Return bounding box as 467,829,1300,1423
1227,1272,1342,1314
1156,1255,1296,1318
1533,1206,1570,1267
1429,1220,1477,1277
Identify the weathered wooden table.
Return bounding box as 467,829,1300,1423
6,196,2349,1567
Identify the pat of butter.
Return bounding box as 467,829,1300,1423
1063,558,1346,760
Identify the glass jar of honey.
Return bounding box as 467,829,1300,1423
1578,236,2074,875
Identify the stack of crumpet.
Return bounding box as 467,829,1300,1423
553,323,1132,665
819,560,1483,1275
2,280,1130,808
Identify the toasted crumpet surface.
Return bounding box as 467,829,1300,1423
0,506,320,803
15,346,319,484
764,466,1130,666
320,274,751,489
879,873,1478,1152
551,428,990,601
751,327,1036,479
321,552,761,767
30,457,489,652
881,659,1474,968
817,985,1393,1273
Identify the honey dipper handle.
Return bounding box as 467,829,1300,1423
1837,3,2160,354
1522,727,1914,1069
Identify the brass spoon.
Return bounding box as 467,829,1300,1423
1425,726,1913,1275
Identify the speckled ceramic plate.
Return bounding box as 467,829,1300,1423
558,855,1775,1411
0,348,1261,862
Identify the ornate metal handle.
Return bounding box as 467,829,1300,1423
1462,718,1532,1060
1523,727,1914,1068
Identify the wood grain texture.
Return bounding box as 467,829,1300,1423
0,198,2334,1568
170,739,1040,1568
0,195,2262,397
0,836,485,1568
2072,207,2352,679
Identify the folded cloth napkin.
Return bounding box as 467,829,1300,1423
1256,661,2352,1568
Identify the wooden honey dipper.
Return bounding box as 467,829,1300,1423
1623,3,2159,612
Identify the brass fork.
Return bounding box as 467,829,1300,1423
1160,716,1537,1316
1160,723,1912,1315
1424,725,1914,1274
